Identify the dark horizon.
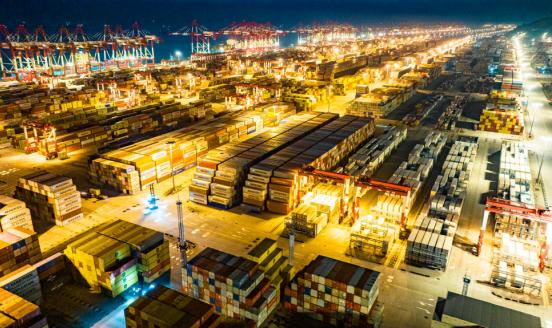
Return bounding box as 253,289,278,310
1,0,550,33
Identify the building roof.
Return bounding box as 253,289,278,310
440,292,541,328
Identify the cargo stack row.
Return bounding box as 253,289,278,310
284,255,383,327
0,264,42,305
0,287,47,328
371,132,446,223
0,227,41,277
14,171,83,227
498,142,533,205
191,112,338,208
0,196,34,232
243,115,375,215
406,139,478,270
185,247,278,327
91,110,283,194
65,220,170,297
342,126,407,177
125,285,221,328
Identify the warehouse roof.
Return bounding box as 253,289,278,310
434,292,541,328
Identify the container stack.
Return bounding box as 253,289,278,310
0,228,41,276
288,183,342,237
429,140,478,216
371,132,446,223
14,171,83,227
91,110,281,194
498,142,533,205
193,112,338,208
125,285,221,328
283,255,383,327
343,126,407,177
97,220,170,284
478,109,524,135
64,232,139,297
0,196,34,232
406,215,456,270
32,253,66,282
245,238,294,301
347,93,398,119
0,288,48,328
243,116,374,214
185,247,278,327
0,264,42,305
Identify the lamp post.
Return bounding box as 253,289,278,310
167,140,176,193
326,85,333,113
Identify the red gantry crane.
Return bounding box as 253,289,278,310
479,197,551,272
298,166,412,231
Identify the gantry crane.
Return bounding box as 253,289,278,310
479,197,551,272
298,166,412,231
23,121,57,159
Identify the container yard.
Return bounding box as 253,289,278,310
0,14,546,328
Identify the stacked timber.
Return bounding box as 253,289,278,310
0,228,41,276
125,285,221,328
0,265,42,305
185,247,278,327
194,112,338,208
498,142,533,205
242,116,375,214
478,109,524,135
343,126,407,176
64,232,138,297
283,255,383,327
97,220,170,284
0,196,34,232
0,288,48,328
14,171,83,227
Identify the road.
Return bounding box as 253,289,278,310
517,36,552,209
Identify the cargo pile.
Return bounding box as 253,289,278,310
125,285,221,328
65,232,139,297
429,140,478,216
343,126,407,177
65,220,170,296
406,214,457,270
14,171,83,227
348,93,398,118
32,253,66,282
91,110,283,194
406,139,477,270
0,196,34,232
371,132,446,223
283,255,383,327
436,96,467,130
243,116,375,214
498,142,533,205
0,264,42,305
185,247,278,326
97,220,170,284
287,183,342,237
0,287,48,328
191,112,338,208
244,238,294,300
500,67,523,94
478,108,524,135
0,228,41,276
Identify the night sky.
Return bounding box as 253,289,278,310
1,0,550,59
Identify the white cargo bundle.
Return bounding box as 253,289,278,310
498,142,533,205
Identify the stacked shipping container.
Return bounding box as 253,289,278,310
191,112,338,208
185,247,278,327
0,288,47,328
0,228,41,277
14,171,83,227
284,255,383,327
0,264,42,305
125,285,221,328
0,196,34,232
243,116,375,214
